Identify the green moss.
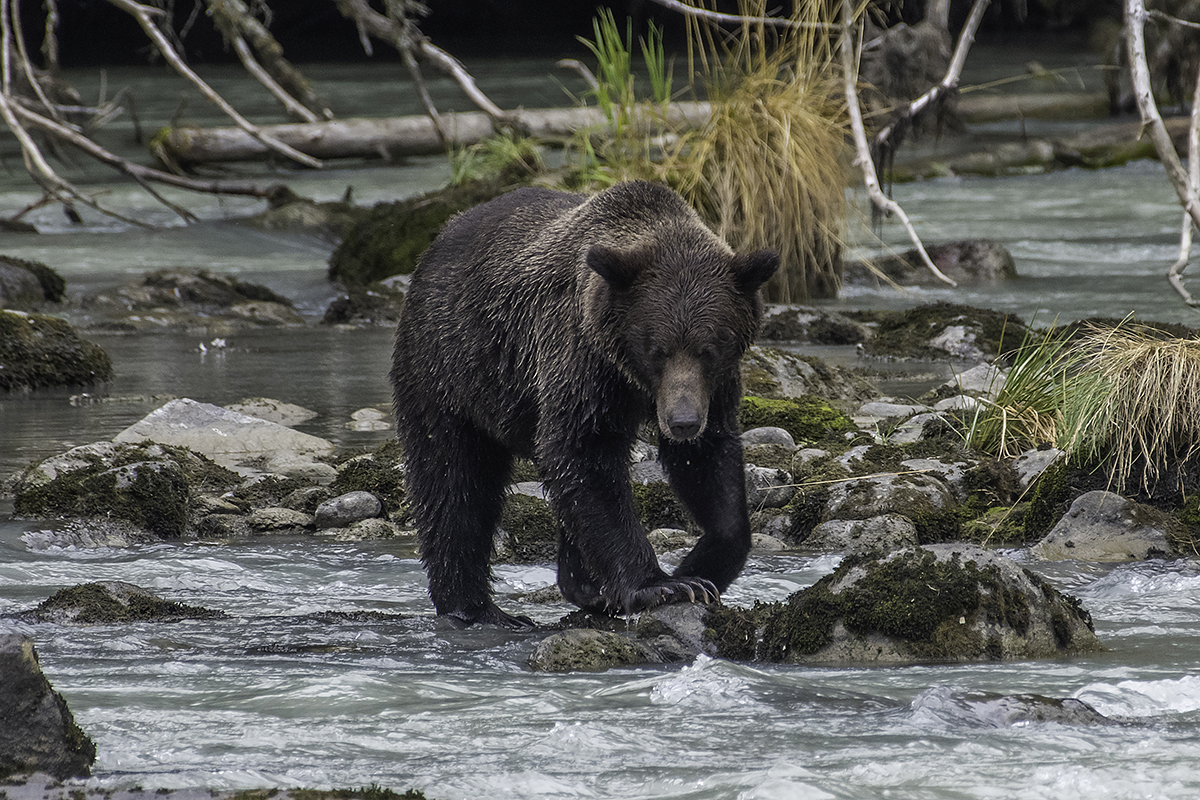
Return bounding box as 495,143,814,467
500,494,558,563
739,395,856,443
961,504,1032,546
0,310,113,391
77,461,190,538
35,583,225,624
12,443,232,538
632,482,693,532
328,176,531,287
703,602,772,660
511,458,540,483
1024,459,1070,539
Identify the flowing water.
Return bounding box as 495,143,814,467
3,51,1200,799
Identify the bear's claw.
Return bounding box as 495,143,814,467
621,576,719,614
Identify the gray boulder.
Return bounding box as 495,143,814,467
11,441,237,538
1012,447,1063,491
1031,490,1174,562
744,465,796,509
741,346,876,403
823,471,955,521
114,398,336,480
0,635,95,779
225,397,318,427
806,513,919,554
315,491,383,529
741,426,796,448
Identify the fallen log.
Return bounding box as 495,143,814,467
152,102,713,166
888,115,1189,180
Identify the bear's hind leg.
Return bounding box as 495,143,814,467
402,414,532,628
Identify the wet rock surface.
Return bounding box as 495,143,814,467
1032,490,1175,561
0,634,96,779
0,310,113,391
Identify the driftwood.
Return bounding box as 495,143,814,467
154,102,714,165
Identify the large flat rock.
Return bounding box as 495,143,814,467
113,398,335,477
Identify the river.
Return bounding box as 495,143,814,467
3,47,1200,799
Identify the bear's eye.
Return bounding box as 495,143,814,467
648,344,668,364
699,344,719,363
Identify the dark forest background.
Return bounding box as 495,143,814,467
28,0,1119,67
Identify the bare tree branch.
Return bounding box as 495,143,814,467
1167,53,1200,304
12,101,281,200
206,0,332,121
840,0,956,287
331,0,510,125
105,0,323,168
646,0,834,31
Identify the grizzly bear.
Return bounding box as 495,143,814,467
391,181,777,627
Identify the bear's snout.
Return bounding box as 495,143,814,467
657,355,708,441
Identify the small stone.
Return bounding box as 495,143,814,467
315,491,383,529
247,507,315,532
741,426,797,448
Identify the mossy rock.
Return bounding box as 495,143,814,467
330,440,406,512
753,544,1101,664
0,310,112,391
858,302,1027,361
12,442,240,538
328,176,523,287
739,395,856,443
499,493,557,563
528,628,658,672
632,482,694,532
31,581,225,625
962,504,1033,546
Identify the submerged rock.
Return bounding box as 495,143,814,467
78,268,303,331
1031,490,1175,562
0,255,65,309
0,634,96,779
0,310,113,391
528,628,661,672
751,544,1101,664
28,581,225,625
846,240,1017,287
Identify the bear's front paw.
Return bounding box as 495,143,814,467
620,576,719,615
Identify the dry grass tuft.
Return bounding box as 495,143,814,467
667,0,850,303
1059,324,1200,492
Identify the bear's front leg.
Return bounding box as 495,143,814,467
659,408,753,593
542,431,717,615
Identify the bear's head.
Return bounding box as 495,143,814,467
586,238,778,441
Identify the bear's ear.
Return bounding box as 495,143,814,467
587,244,646,291
732,249,779,293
